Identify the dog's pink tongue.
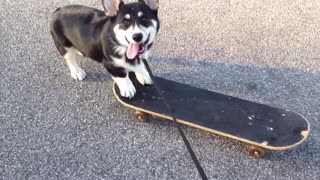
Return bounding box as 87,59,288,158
127,43,139,59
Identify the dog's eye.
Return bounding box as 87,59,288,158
122,19,130,25
141,17,148,22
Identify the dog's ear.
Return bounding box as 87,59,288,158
141,0,159,10
101,0,124,16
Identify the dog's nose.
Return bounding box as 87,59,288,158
132,33,143,42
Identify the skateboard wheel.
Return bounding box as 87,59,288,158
248,146,266,158
134,111,150,122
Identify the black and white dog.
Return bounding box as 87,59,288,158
50,0,159,98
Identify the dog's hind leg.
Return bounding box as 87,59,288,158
63,47,87,81
50,28,86,80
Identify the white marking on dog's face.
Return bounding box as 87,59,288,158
114,23,150,45
113,20,158,59
132,23,147,42
125,14,130,19
145,19,158,45
113,24,134,45
138,11,143,17
113,44,127,55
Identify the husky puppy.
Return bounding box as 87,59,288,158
50,0,159,98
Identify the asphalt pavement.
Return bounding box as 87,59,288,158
1,0,320,179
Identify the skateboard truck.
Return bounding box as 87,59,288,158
249,146,266,158
134,111,150,122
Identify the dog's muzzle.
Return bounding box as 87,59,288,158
126,34,147,59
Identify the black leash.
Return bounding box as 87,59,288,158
142,59,208,180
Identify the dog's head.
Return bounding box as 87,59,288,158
102,0,159,59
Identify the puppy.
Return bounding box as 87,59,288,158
49,0,159,98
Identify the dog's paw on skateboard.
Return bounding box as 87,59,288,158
136,72,153,86
114,77,136,98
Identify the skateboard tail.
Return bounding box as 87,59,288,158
173,118,310,151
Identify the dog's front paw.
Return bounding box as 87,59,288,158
119,81,136,98
115,77,136,98
136,72,153,86
70,67,86,81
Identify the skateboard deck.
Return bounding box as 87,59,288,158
113,73,309,157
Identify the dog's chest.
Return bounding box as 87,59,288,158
112,56,141,70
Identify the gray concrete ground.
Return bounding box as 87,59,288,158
1,0,320,179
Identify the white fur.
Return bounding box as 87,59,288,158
125,14,131,19
113,76,136,98
146,20,158,47
64,47,86,80
134,62,152,85
113,25,131,46
114,24,147,44
113,45,127,55
142,50,150,59
138,11,143,17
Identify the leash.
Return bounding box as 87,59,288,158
141,59,208,180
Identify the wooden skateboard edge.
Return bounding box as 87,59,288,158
112,82,310,151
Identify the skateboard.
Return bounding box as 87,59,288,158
113,73,310,158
